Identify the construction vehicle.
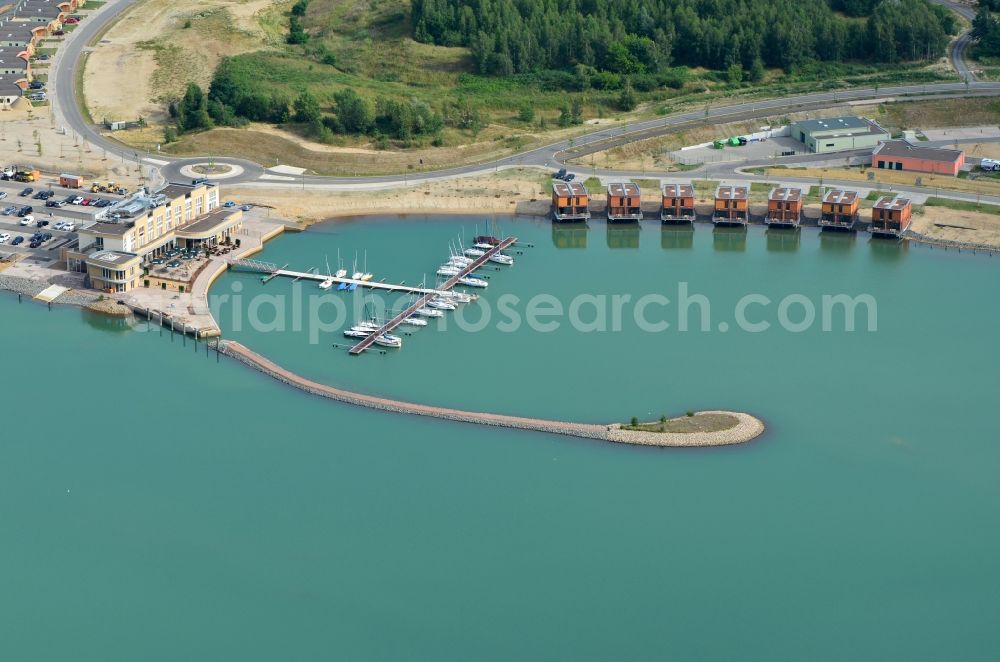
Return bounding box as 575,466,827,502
13,168,39,183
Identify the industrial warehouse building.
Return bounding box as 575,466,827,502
789,116,890,153
871,140,965,176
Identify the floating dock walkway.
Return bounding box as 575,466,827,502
348,237,517,355
229,258,451,297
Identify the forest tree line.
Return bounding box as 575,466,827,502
412,0,957,75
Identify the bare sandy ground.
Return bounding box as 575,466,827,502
229,170,552,223
913,207,1000,249
83,0,281,124
0,101,142,181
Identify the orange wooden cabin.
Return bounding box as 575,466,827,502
552,181,590,222
661,183,695,223
606,182,642,221
765,187,803,226
870,196,912,237
713,185,749,224
820,189,860,230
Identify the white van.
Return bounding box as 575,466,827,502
980,158,1000,172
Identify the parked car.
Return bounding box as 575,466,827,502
37,54,49,61
20,215,34,226
1,206,15,215
564,173,575,181
553,168,567,179
81,197,92,206
166,260,181,268
11,235,23,245
52,30,65,36
53,221,66,230
64,16,80,24
29,81,44,90
17,206,32,216
223,201,236,208
28,240,40,248
95,199,111,207
191,178,208,185
0,191,6,200
32,191,46,199
241,204,252,211
71,196,83,205
19,187,32,196
36,219,48,227
0,232,10,243
980,158,1000,172
41,232,52,241
151,257,165,265
62,222,76,232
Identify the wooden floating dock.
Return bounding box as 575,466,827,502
349,236,517,356
229,258,452,297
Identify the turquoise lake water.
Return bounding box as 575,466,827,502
2,214,999,660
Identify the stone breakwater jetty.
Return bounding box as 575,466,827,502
220,340,765,447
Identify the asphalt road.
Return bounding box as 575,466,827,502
55,0,997,191
931,0,978,82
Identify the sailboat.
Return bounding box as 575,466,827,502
352,253,363,280
458,275,488,288
335,249,347,279
318,255,335,289
489,252,514,265
360,249,373,281
400,316,428,327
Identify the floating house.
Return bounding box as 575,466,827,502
870,196,912,237
713,185,749,225
819,189,860,230
765,187,803,227
606,182,642,222
660,183,695,223
551,180,590,222
872,140,965,177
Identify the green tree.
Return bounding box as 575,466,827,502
517,102,534,123
727,63,743,85
293,90,321,124
333,89,373,134
749,57,765,83
617,84,637,111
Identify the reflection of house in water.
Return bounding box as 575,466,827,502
819,230,856,254
713,226,747,252
607,225,640,249
869,235,909,261
766,227,801,253
551,223,588,249
661,226,694,250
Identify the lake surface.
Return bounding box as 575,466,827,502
2,214,999,660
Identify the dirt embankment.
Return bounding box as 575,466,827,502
82,0,283,124
228,170,553,224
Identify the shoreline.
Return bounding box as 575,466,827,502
219,340,766,448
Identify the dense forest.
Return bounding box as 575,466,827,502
412,0,956,75
972,3,1000,59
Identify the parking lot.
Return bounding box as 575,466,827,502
0,180,124,225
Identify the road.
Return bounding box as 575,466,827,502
54,0,996,192
931,0,978,82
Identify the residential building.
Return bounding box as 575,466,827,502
606,182,642,222
713,185,749,224
661,183,695,223
551,180,590,222
870,196,912,237
765,187,803,226
820,189,860,230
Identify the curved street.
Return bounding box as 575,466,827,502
52,0,1000,199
